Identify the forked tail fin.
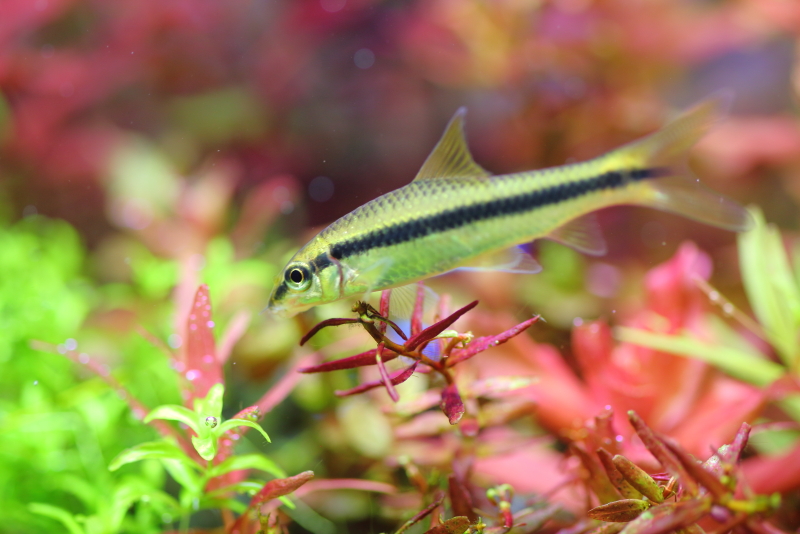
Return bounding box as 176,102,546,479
605,93,753,232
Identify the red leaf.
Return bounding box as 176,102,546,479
406,301,478,351
588,499,650,522
375,343,399,402
334,362,418,397
299,317,360,346
396,492,445,534
299,348,399,373
183,285,222,400
440,383,465,425
598,448,641,500
447,315,540,366
448,474,477,521
627,411,698,496
424,516,470,534
379,290,391,334
411,281,425,336
617,500,709,534
660,437,728,499
229,471,314,534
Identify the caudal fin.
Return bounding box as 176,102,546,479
607,93,753,232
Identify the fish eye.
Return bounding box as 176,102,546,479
284,263,312,291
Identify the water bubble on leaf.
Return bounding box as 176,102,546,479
33,380,38,385
615,435,624,443
57,344,66,354
78,353,89,364
722,303,734,316
573,317,584,327
168,334,183,349
205,416,218,428
186,369,200,381
203,354,214,364
206,320,215,328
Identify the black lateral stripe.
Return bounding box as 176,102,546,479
326,167,666,261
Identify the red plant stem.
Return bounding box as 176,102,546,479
299,317,360,346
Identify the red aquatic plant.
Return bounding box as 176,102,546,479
298,282,541,425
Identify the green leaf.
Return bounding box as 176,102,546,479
163,459,203,494
197,383,225,421
144,404,200,434
615,327,784,387
192,434,217,461
109,441,199,471
738,206,800,366
207,453,286,479
28,503,86,534
199,496,248,514
217,418,271,444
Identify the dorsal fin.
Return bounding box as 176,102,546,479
413,108,492,181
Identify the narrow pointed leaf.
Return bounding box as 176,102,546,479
440,383,465,425
29,503,86,534
334,362,418,397
375,344,399,402
406,301,478,351
144,404,200,434
183,285,222,399
448,315,540,366
424,516,471,534
109,440,198,471
572,444,623,504
218,418,271,443
229,471,315,534
300,318,360,346
598,448,641,499
396,492,446,534
612,455,664,503
192,434,217,461
207,453,286,479
627,411,698,496
448,474,477,521
299,348,400,373
616,327,783,387
588,499,651,522
660,437,727,498
618,500,709,534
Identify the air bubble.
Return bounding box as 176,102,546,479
207,320,215,328
205,416,218,428
709,290,720,302
722,303,734,316
615,435,624,443
78,353,90,364
185,369,200,381
168,334,183,349
33,380,39,385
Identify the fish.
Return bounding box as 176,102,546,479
267,96,752,317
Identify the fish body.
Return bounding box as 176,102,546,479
268,97,752,317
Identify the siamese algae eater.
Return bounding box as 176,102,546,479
268,97,751,317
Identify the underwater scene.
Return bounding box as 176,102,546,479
2,1,800,533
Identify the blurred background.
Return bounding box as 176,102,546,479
3,0,800,532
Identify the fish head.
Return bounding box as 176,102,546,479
266,239,341,318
